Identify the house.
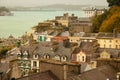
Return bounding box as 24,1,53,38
31,52,40,73
96,32,113,49
71,50,86,63
52,36,68,42
16,60,81,80
71,40,99,63
81,33,98,42
68,37,80,43
97,48,120,59
31,42,72,62
55,13,78,27
69,17,92,33
17,50,31,76
16,41,73,74
99,50,111,59
83,8,105,17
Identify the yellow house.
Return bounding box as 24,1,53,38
76,51,86,62
97,33,114,49
97,33,120,49
113,38,120,49
100,50,111,59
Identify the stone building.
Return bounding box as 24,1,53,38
55,13,78,27
17,70,59,80
69,18,92,33
38,60,81,80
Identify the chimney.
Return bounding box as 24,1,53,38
77,64,81,74
71,14,74,17
0,72,3,80
113,28,117,38
63,64,67,80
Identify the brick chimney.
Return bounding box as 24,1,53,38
113,28,117,38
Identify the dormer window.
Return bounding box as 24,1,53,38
23,51,28,59
17,51,21,59
24,51,28,55
33,54,38,59
43,54,50,59
54,55,60,61
61,56,67,62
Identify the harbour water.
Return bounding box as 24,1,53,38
0,10,84,38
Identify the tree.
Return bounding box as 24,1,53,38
107,0,120,7
91,9,108,32
99,6,120,32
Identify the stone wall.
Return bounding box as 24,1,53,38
40,60,81,80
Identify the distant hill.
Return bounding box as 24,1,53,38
9,4,107,11
0,7,13,16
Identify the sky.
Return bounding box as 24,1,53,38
0,0,108,7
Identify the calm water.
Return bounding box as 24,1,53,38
0,11,84,38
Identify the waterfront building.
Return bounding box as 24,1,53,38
55,13,78,27
83,8,104,17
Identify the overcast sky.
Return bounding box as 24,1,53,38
0,0,108,7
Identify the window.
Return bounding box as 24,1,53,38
62,56,66,61
109,45,111,48
109,40,112,43
82,56,84,62
104,40,106,42
104,44,106,48
78,55,80,62
34,55,38,59
20,62,23,67
33,61,37,67
116,45,118,49
118,52,120,57
46,55,50,59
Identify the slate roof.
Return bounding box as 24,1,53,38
16,70,59,80
67,65,117,80
57,31,70,36
72,41,97,55
82,33,98,38
78,17,91,22
97,32,113,39
79,65,117,80
20,42,72,61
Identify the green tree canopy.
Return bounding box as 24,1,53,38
99,6,120,32
0,7,10,13
91,9,109,32
107,0,120,7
